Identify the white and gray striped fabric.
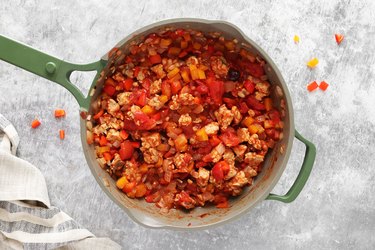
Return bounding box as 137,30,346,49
0,114,121,250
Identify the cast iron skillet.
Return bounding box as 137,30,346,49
0,18,316,229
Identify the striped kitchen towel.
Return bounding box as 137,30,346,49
0,114,121,250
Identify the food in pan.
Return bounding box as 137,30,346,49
87,28,284,210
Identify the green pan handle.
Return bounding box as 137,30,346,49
0,35,106,110
267,130,316,203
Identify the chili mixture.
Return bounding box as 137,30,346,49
86,28,284,210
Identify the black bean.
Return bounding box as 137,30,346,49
227,68,240,81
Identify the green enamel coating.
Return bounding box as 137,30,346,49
267,130,316,202
0,35,105,110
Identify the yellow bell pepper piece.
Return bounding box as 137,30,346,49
159,95,169,104
116,176,128,189
197,69,206,79
167,67,180,79
242,117,255,128
307,58,319,68
141,105,155,115
294,35,300,44
181,70,190,83
189,65,199,80
196,128,209,141
160,38,172,48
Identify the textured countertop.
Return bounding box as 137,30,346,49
1,0,374,249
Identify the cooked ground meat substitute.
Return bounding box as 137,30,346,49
86,28,284,210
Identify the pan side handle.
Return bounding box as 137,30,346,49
0,35,105,110
267,130,316,203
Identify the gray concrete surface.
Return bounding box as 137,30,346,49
1,0,374,249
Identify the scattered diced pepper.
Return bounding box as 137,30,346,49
248,124,264,134
193,42,201,50
59,129,65,140
181,40,188,49
159,95,169,104
168,47,181,56
307,81,319,92
31,119,41,129
242,117,255,128
93,109,104,120
103,152,113,161
122,181,136,194
119,141,134,160
181,69,190,83
189,64,200,80
97,146,110,154
160,38,172,48
167,67,180,79
120,130,129,140
294,35,300,44
170,80,182,94
307,58,319,68
335,34,344,45
123,78,133,91
149,54,162,65
116,176,128,189
224,41,235,51
103,84,116,96
99,135,108,146
196,128,208,141
319,81,329,91
197,69,206,79
54,109,66,118
135,184,147,198
141,105,156,115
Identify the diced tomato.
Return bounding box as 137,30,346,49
134,66,141,78
119,141,134,160
212,161,230,181
219,129,240,147
103,152,113,161
206,77,224,104
135,90,147,106
151,112,161,121
196,80,209,94
170,80,182,94
209,135,222,147
244,80,255,94
142,78,151,90
123,78,133,91
246,96,265,111
119,130,129,140
133,112,156,130
99,135,108,146
178,50,188,58
103,84,116,96
130,141,141,148
216,200,229,208
223,81,236,92
161,80,172,98
246,62,264,78
238,102,249,114
223,97,237,107
149,54,162,64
